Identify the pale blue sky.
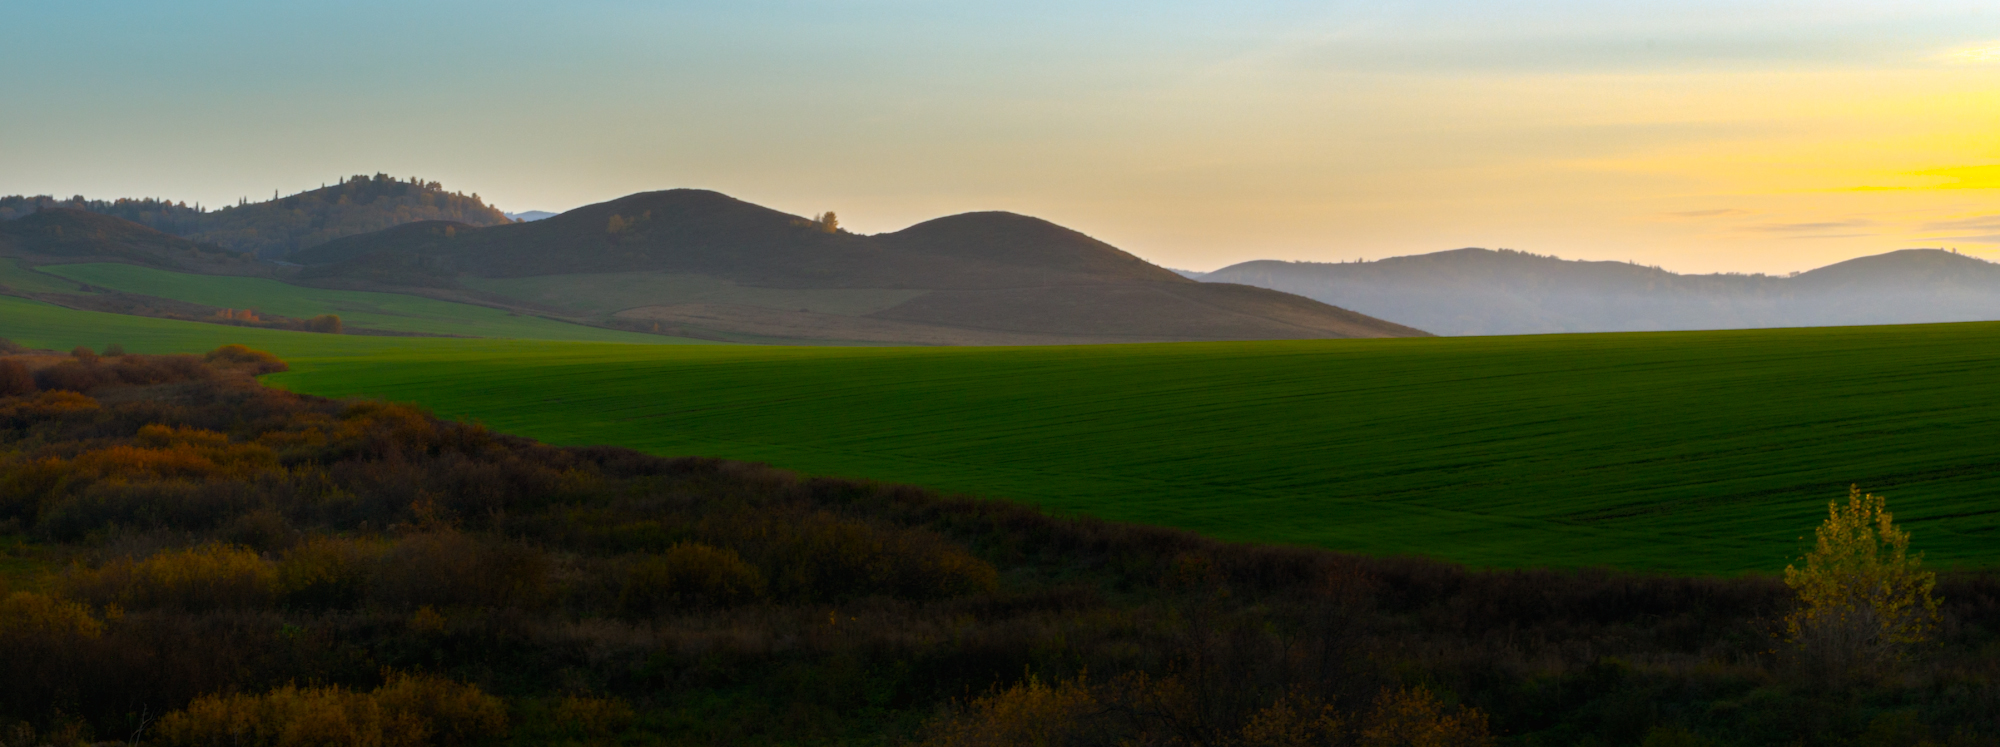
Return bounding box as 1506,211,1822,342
3,2,1997,272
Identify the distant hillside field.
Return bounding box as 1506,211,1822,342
1204,247,2000,335
1,266,704,344
7,300,1989,573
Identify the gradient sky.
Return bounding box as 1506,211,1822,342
3,1,1997,274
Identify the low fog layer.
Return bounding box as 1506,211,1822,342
1198,248,2000,336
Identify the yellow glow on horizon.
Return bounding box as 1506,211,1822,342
1943,44,2000,64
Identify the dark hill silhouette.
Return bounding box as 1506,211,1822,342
0,209,228,269
294,189,1428,343
301,192,1181,289
0,174,512,259
1200,247,2000,335
875,211,1190,286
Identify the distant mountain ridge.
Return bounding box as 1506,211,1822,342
292,189,1428,343
1199,247,2000,336
0,174,512,259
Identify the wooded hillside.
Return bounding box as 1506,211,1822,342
0,175,511,259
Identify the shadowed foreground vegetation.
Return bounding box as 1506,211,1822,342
4,345,2000,745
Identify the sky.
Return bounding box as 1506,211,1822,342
2,1,1997,274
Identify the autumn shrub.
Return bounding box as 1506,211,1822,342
222,507,301,552
152,684,412,747
0,457,65,523
205,344,289,374
1239,691,1346,747
0,336,23,354
918,674,1104,747
304,314,344,334
0,590,102,639
618,542,766,616
37,478,265,541
0,390,98,436
331,400,440,461
0,359,32,397
1357,686,1494,747
371,672,509,746
65,543,277,612
110,353,210,385
1783,486,1940,679
70,345,98,364
65,430,279,483
368,531,549,610
277,535,383,610
33,359,111,392
153,674,505,747
725,511,997,601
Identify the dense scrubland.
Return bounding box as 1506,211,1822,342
2,342,2000,746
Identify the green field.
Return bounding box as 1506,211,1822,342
0,295,716,361
5,298,1999,573
37,263,685,343
0,259,92,295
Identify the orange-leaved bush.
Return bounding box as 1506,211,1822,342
151,673,506,747
918,674,1101,747
0,591,102,639
1357,686,1495,747
205,344,289,374
65,543,276,612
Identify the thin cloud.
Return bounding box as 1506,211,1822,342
1784,233,1875,240
1941,234,2000,244
1742,220,1873,233
1940,43,2000,64
1665,209,1749,218
1923,215,2000,231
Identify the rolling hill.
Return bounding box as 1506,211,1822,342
0,174,513,258
1198,247,2000,336
0,208,234,269
0,211,687,343
5,297,2000,573
293,189,1429,344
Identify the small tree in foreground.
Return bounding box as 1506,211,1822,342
1782,486,1939,678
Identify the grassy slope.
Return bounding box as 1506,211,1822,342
0,259,90,294
38,262,681,343
462,272,927,316
0,296,713,360
8,298,1996,574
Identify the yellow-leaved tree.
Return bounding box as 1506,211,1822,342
1782,486,1939,677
